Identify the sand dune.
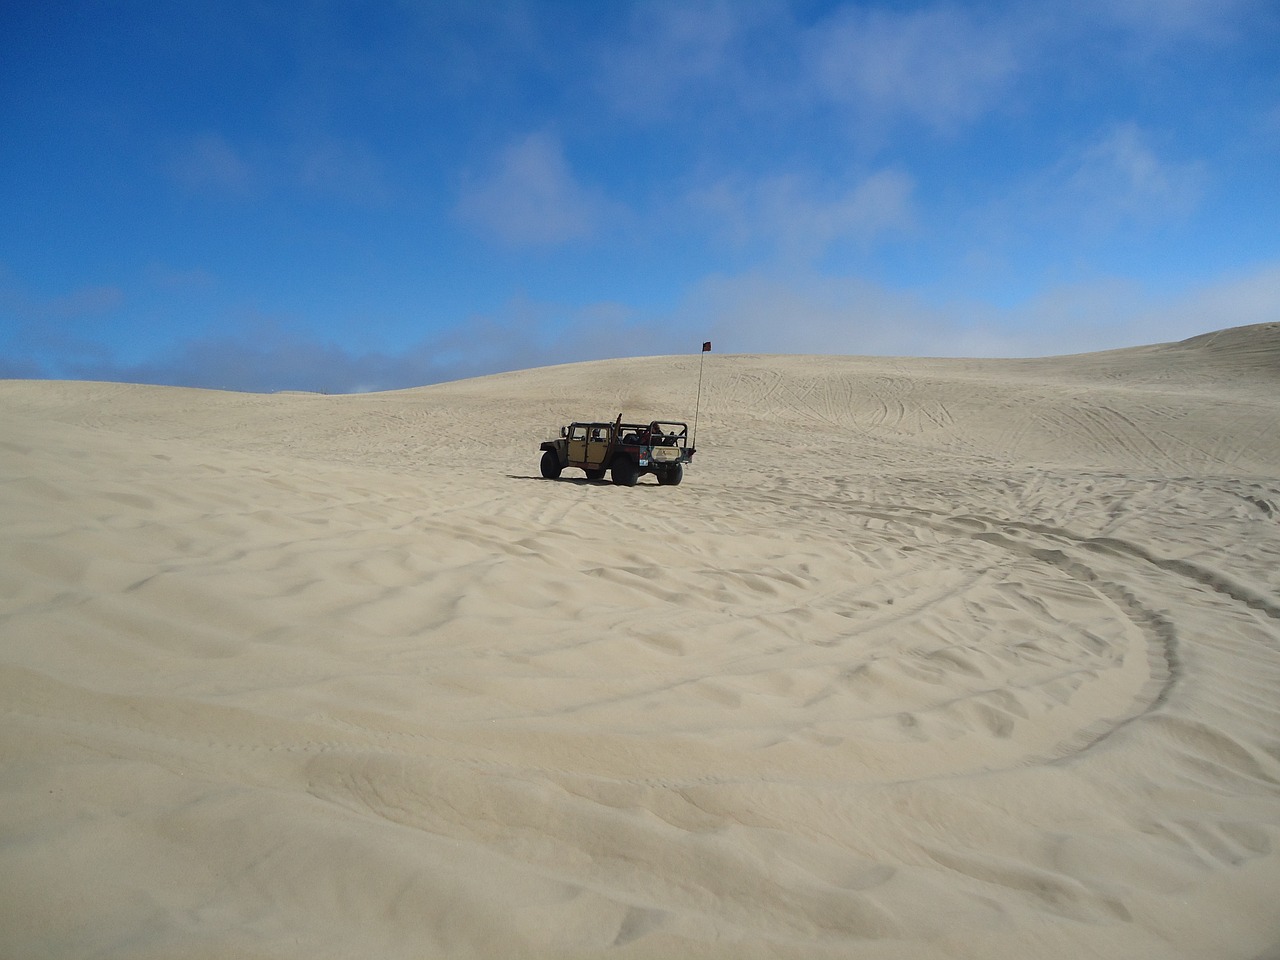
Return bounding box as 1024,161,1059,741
2,323,1279,959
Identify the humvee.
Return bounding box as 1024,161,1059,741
540,415,695,486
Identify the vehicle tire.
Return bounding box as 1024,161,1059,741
584,468,606,480
657,463,683,486
610,456,639,487
540,450,562,479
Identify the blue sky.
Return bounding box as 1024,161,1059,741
2,1,1278,392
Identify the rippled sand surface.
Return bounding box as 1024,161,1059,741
3,323,1278,959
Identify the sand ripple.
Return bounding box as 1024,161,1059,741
2,326,1279,958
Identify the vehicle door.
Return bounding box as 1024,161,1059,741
586,425,612,467
566,424,590,465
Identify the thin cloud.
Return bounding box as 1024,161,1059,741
297,138,390,205
804,4,1024,132
1,267,122,379
1142,259,1280,333
596,0,746,118
30,258,1280,393
587,2,1269,139
665,260,1280,362
80,320,422,394
167,133,253,195
60,307,623,394
31,285,124,320
691,168,915,259
594,2,1029,134
972,122,1207,255
1048,124,1206,230
1097,0,1267,42
680,269,952,358
1071,125,1205,220
0,354,44,378
455,132,610,246
0,267,124,326
144,264,217,290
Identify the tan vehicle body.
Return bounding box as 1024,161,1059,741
539,415,695,486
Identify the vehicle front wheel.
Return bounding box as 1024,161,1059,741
610,456,639,487
657,463,683,486
540,450,562,479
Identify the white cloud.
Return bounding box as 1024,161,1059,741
692,168,915,258
595,2,1032,135
596,0,747,118
1096,0,1265,42
976,122,1207,247
1060,124,1205,226
663,260,1280,362
455,132,610,246
804,5,1023,131
679,269,957,357
1141,260,1280,334
31,259,1280,393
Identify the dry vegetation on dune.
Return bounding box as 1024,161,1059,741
2,323,1279,959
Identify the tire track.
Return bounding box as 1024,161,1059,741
721,481,1279,769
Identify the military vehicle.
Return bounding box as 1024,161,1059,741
539,416,694,486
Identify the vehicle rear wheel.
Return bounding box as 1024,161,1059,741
540,450,562,479
657,463,683,486
610,456,639,487
584,468,606,480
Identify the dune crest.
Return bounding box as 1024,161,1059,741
3,325,1279,959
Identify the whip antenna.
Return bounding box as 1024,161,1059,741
693,340,710,449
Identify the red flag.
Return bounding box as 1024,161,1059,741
702,341,712,352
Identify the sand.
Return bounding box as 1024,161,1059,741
2,322,1279,959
